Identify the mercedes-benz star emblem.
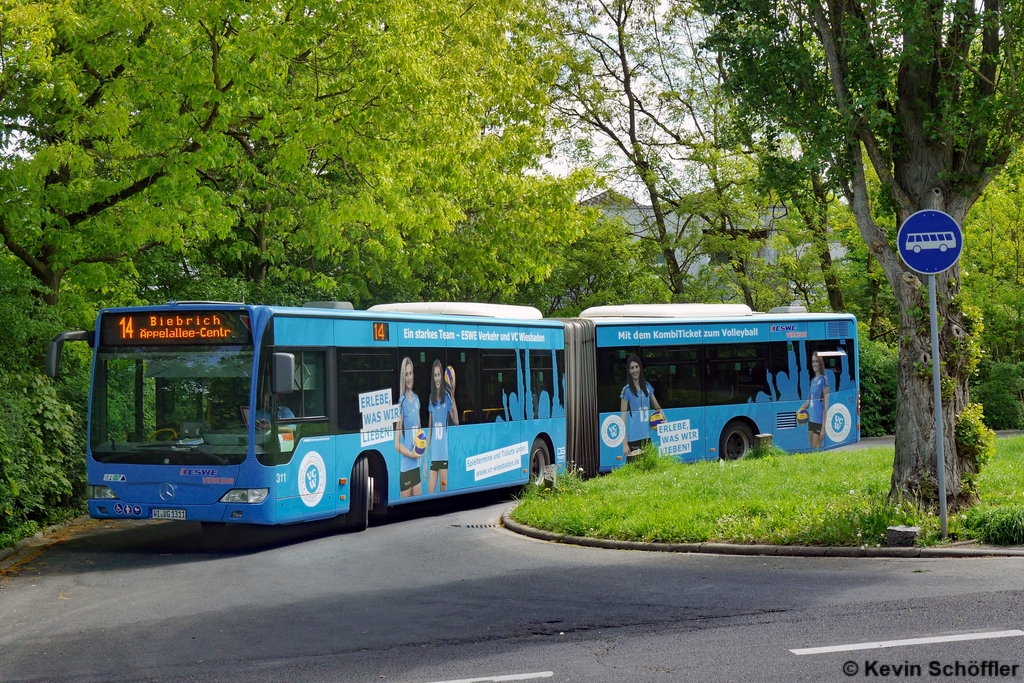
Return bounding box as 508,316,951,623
159,484,174,501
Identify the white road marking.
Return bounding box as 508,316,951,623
423,672,553,683
791,630,1024,655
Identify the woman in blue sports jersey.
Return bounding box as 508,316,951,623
799,352,830,448
620,354,662,456
426,359,459,493
395,356,423,497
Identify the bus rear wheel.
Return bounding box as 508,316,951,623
719,420,754,460
337,455,370,533
529,439,551,482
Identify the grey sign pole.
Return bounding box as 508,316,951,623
897,210,962,541
928,274,947,538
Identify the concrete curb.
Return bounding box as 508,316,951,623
0,515,92,571
501,509,1024,558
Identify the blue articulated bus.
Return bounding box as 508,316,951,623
46,300,858,530
579,303,860,470
46,301,566,530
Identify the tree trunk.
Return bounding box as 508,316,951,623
844,148,975,508
247,202,271,282
38,268,63,307
891,264,976,509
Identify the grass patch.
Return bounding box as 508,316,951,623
741,444,788,460
514,436,1024,547
966,505,1024,545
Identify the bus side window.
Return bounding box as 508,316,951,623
528,349,555,419
844,339,856,386
337,350,397,433
704,343,770,404
278,350,326,418
596,346,637,413
446,347,479,425
641,346,701,408
769,341,801,401
480,349,520,422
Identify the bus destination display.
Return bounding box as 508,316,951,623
100,311,251,346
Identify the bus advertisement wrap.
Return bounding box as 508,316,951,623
54,301,854,531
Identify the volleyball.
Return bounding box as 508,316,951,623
413,429,427,456
796,408,809,425
649,410,666,428
444,366,456,394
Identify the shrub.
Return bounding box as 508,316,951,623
966,504,1024,545
859,339,898,436
0,371,85,545
971,360,1024,430
0,263,89,548
956,402,996,471
955,402,996,498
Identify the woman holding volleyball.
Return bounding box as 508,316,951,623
620,354,662,456
799,352,830,448
426,359,459,493
395,356,423,497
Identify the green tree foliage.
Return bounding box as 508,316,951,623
512,213,670,316
0,258,87,544
0,0,234,305
551,0,777,303
752,150,847,312
3,0,590,310
858,337,898,437
830,193,900,344
702,0,1024,507
963,154,1024,363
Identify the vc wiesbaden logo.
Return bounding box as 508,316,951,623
826,404,852,442
298,451,326,507
601,415,626,447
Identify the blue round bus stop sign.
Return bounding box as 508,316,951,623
897,210,963,274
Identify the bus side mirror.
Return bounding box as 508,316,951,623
272,353,295,395
45,331,91,378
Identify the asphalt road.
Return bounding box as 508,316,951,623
3,491,1024,683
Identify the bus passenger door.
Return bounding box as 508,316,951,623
272,350,335,523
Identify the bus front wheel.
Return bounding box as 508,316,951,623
719,420,754,460
337,455,370,533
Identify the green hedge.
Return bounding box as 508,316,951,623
972,360,1024,430
0,265,89,549
858,339,898,437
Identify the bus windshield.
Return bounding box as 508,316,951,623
89,346,254,465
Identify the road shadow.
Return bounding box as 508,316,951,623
10,488,519,577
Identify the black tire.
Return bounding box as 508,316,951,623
529,438,551,482
337,455,370,533
366,454,387,523
719,420,754,460
368,498,387,523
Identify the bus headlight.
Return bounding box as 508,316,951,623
88,485,119,500
219,488,269,504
